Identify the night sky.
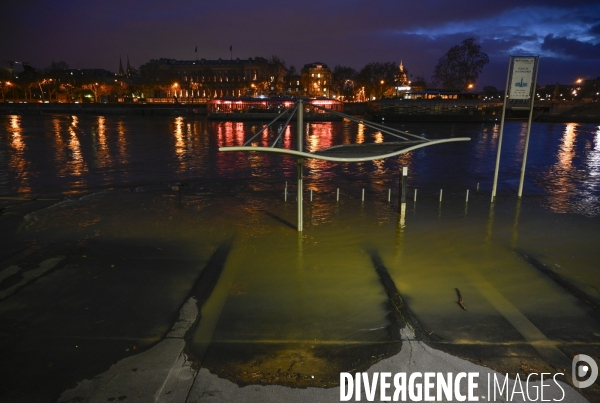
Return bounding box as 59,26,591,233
1,0,599,89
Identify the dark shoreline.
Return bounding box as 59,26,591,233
0,103,207,116
1,103,599,123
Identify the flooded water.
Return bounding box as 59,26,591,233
1,114,599,395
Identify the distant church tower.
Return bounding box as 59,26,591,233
118,56,125,77
117,56,132,79
396,60,408,86
126,55,132,78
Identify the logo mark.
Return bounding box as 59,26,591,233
573,354,598,388
515,77,528,88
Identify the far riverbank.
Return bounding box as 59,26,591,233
1,101,598,123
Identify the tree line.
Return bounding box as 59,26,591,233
1,38,491,103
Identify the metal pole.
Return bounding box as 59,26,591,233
297,100,303,232
388,189,391,202
337,188,339,201
399,166,407,214
414,189,417,202
466,189,469,202
310,189,313,202
285,181,287,201
297,158,303,231
491,56,513,202
518,56,540,198
362,188,365,202
439,189,443,202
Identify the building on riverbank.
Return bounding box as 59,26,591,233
138,57,286,101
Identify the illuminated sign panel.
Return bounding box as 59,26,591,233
509,57,535,100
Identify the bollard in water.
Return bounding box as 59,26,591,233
466,189,469,202
414,189,417,202
388,189,391,202
310,189,313,202
439,189,443,202
362,188,365,202
336,188,339,201
399,166,408,214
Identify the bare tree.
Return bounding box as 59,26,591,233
331,65,357,100
357,62,398,100
60,83,76,102
267,55,287,94
432,38,489,90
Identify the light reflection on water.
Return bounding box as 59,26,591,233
1,115,599,383
4,115,31,194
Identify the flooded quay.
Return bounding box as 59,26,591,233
1,114,599,402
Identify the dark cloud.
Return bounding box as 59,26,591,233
541,34,600,60
1,1,599,88
588,23,600,37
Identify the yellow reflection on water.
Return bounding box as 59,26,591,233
545,123,578,213
373,131,384,143
52,117,67,177
174,116,186,172
65,117,88,194
356,123,365,144
117,120,128,164
5,115,31,195
9,116,24,151
305,123,334,188
94,116,113,168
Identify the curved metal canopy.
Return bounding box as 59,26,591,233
219,137,470,162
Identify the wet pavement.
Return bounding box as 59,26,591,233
1,116,600,402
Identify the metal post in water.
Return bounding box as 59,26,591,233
476,182,480,194
491,57,513,203
466,189,470,202
398,166,407,214
518,56,540,198
310,189,313,202
388,189,391,202
337,188,339,201
400,167,408,224
297,159,303,231
414,189,417,202
362,188,365,202
285,183,287,201
439,189,443,202
297,100,304,232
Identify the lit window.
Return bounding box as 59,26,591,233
318,73,320,78
311,74,314,77
297,81,299,85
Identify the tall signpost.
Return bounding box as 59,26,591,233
297,100,304,232
491,56,540,201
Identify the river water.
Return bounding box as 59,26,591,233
1,114,599,395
